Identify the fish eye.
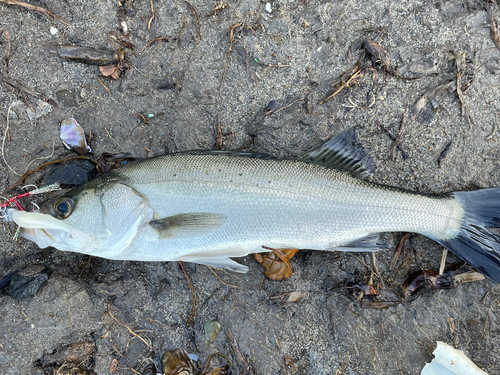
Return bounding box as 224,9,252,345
53,197,74,218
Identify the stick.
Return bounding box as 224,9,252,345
106,305,158,350
184,0,201,41
3,77,58,106
0,0,70,26
148,0,155,30
439,249,448,276
179,261,197,327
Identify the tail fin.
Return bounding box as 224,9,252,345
434,189,500,282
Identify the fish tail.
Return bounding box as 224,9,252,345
434,188,500,282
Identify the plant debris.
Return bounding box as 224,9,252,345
109,30,135,50
437,140,452,168
96,152,137,173
3,76,58,107
255,247,299,280
99,49,130,80
0,0,69,26
36,341,95,374
403,270,485,297
44,44,119,65
364,38,398,76
489,8,500,53
360,300,400,309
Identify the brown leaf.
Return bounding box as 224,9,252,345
109,358,119,373
255,248,298,280
100,64,118,77
353,282,379,297
447,317,455,334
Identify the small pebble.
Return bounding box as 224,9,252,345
50,26,58,35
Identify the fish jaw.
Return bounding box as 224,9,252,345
7,209,91,252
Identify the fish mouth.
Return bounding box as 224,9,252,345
10,210,91,252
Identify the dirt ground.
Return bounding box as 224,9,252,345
1,0,500,374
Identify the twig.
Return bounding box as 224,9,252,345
219,23,242,101
262,64,290,74
184,1,201,41
106,304,158,350
439,249,448,276
97,76,111,96
1,30,10,71
486,112,498,141
320,59,364,104
390,107,409,160
148,0,155,31
273,97,305,115
105,127,124,151
490,9,500,53
3,77,58,106
390,233,410,270
0,0,70,26
208,266,240,288
371,252,385,290
222,322,256,375
377,122,408,159
138,37,174,53
179,261,197,327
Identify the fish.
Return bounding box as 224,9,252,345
2,131,500,282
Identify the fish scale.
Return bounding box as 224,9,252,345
4,131,500,281
111,153,463,260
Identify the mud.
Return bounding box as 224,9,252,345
1,0,500,374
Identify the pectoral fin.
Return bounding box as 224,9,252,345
149,212,227,239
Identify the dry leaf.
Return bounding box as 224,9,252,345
109,358,118,373
287,291,307,303
353,283,379,297
446,318,455,334
99,64,118,77
255,248,299,280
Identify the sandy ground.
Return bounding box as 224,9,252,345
1,0,500,374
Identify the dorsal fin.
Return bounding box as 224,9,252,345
297,130,376,178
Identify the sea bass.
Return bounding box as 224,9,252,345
3,131,500,282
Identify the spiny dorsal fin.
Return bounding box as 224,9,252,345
297,130,376,178
149,212,227,239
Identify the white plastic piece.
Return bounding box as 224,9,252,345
421,341,489,375
265,2,272,13
50,26,58,35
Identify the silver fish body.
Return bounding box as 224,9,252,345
5,137,500,281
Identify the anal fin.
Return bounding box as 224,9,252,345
334,233,386,252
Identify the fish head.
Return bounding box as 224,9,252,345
11,180,151,258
